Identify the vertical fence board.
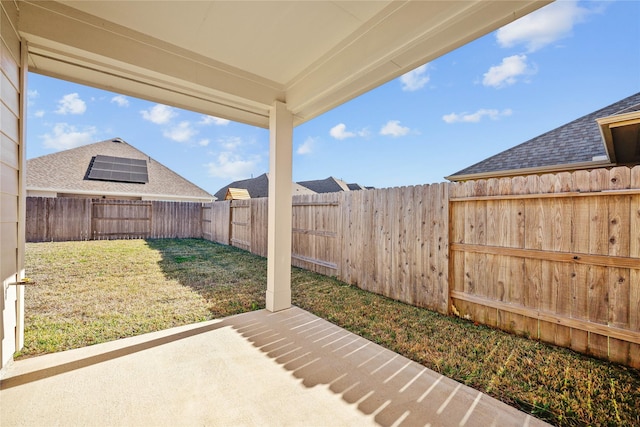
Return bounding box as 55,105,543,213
571,170,591,353
587,169,611,359
629,166,640,367
250,198,268,257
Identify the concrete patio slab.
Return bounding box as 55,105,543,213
1,307,549,427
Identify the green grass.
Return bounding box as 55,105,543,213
21,238,640,426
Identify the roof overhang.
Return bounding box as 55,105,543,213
17,0,551,128
597,110,640,164
445,159,615,182
26,187,215,202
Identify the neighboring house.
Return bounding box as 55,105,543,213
213,173,316,200
27,138,215,202
297,176,352,193
214,174,370,200
299,177,371,192
447,92,640,181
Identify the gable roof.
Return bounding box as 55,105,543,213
297,177,351,193
447,92,640,181
347,183,365,191
225,188,251,200
213,173,315,200
27,138,214,201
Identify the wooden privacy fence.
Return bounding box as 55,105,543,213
203,166,639,368
203,185,451,315
339,185,449,313
204,194,343,276
25,166,640,367
26,197,203,241
449,167,639,367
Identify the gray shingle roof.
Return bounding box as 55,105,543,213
27,138,214,201
213,173,315,200
448,92,640,179
297,177,351,193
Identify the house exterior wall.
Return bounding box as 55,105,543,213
26,189,56,198
1,0,25,370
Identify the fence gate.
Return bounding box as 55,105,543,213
230,200,251,251
291,193,341,277
91,200,152,240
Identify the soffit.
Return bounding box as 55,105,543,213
597,111,640,164
18,1,551,128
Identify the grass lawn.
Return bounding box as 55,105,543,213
22,238,639,426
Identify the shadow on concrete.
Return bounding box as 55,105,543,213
0,321,227,390
1,307,548,426
228,307,546,427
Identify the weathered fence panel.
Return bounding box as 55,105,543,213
201,203,213,241
91,200,152,239
204,201,230,245
27,197,203,241
449,166,640,368
250,198,268,257
339,183,449,314
152,200,202,238
230,199,251,251
26,197,91,242
292,193,340,276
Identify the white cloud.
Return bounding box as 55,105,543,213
199,115,230,126
41,123,96,150
218,136,244,150
140,104,177,124
163,121,197,143
34,110,45,118
380,120,410,137
400,64,430,91
482,55,534,88
206,152,259,180
442,108,513,124
199,139,210,147
329,123,356,140
497,0,590,52
27,90,39,107
297,137,317,155
111,95,129,107
55,93,86,115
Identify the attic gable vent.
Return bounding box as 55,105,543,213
86,155,149,184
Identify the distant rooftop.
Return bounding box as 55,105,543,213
213,174,370,200
213,173,315,200
447,92,640,181
27,138,214,201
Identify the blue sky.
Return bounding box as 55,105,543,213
26,0,640,196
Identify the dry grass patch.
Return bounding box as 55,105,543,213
21,239,640,426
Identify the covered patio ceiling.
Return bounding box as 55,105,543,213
19,0,551,128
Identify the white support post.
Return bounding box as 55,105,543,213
266,101,293,312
